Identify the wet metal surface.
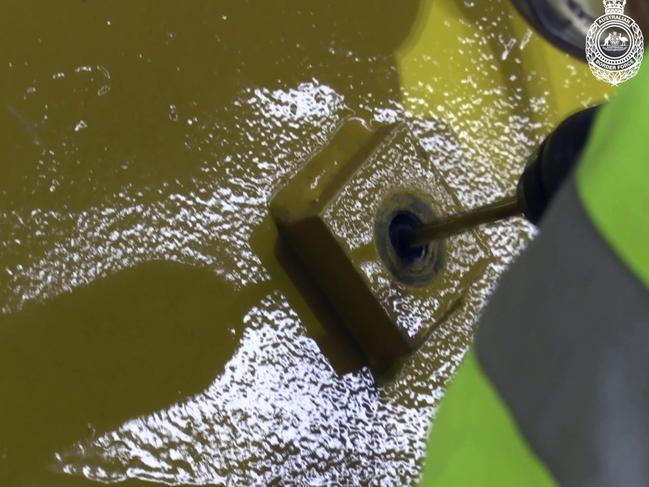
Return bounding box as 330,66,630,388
0,0,606,485
325,123,489,342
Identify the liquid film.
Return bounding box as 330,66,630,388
0,0,606,485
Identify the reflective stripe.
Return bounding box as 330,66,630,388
476,179,649,486
577,61,649,290
418,350,556,487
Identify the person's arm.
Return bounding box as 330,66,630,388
419,60,649,487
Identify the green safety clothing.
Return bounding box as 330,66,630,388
419,60,649,487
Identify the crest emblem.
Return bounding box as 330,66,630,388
586,0,644,85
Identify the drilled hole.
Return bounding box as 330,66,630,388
388,211,429,267
375,192,445,287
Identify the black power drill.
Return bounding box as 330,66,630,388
405,106,599,246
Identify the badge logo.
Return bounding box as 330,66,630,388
586,0,644,85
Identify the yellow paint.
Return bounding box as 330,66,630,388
0,0,611,485
398,0,609,125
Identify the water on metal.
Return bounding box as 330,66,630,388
0,0,605,485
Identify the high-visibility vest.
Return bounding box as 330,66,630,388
419,60,649,487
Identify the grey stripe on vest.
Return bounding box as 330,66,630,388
475,178,649,487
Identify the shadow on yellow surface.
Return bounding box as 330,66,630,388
249,216,368,377
0,261,246,479
1,0,422,211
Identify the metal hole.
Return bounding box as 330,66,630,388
375,192,445,287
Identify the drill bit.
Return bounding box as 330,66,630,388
406,195,521,246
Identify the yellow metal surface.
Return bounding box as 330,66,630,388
270,120,489,373
0,0,607,485
399,1,608,123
